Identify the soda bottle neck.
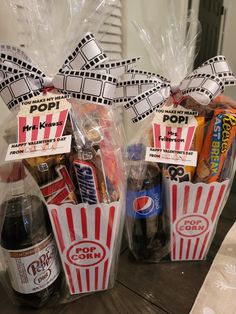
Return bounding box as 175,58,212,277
10,179,25,197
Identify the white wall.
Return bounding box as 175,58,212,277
222,0,236,99
0,2,19,122
122,0,188,72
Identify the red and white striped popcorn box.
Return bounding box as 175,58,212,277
164,179,230,261
47,201,121,294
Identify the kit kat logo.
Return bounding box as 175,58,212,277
176,215,209,237
66,240,107,268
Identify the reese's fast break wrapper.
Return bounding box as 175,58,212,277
195,109,236,183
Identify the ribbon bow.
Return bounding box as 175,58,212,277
114,56,236,123
0,33,139,111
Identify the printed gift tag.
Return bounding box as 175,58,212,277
145,105,199,166
5,93,72,161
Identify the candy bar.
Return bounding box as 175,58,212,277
195,110,236,183
23,154,77,205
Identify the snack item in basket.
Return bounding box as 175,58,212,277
220,137,236,181
163,116,205,182
195,110,236,183
70,103,120,203
0,163,61,308
23,155,77,205
163,164,194,182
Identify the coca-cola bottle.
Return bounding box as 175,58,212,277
0,163,62,308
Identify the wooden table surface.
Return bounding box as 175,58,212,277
1,181,236,314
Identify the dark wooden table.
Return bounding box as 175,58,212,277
1,180,236,314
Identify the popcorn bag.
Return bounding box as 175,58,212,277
0,0,130,308
120,10,236,262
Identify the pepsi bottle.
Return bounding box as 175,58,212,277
126,144,166,262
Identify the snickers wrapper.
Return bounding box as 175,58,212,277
47,201,121,294
165,178,230,261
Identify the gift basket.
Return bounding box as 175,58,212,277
0,0,134,308
115,9,236,262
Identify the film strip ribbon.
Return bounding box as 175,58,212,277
93,57,140,78
124,83,171,124
122,55,236,123
114,79,163,104
0,32,135,110
59,33,107,72
0,44,32,63
53,70,117,106
124,69,169,82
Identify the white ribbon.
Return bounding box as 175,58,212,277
0,33,138,111
116,55,236,123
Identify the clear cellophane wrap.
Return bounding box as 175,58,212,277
0,0,130,307
118,7,236,262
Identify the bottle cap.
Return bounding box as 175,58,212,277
0,162,26,183
11,179,25,196
127,144,145,161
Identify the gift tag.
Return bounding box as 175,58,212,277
145,105,199,166
5,93,72,161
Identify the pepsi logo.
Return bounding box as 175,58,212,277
133,196,154,215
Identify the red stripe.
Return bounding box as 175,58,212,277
184,126,195,150
192,238,200,259
51,208,65,252
31,116,40,141
106,206,115,249
66,207,76,242
47,188,69,205
179,238,184,260
186,239,191,260
165,126,172,150
81,207,88,238
95,267,99,290
18,116,27,143
50,209,75,294
172,233,176,260
95,207,101,240
154,124,161,148
86,269,90,292
175,127,182,150
211,185,226,222
65,264,75,294
172,185,177,223
193,186,203,213
102,259,109,289
76,269,82,292
203,186,214,214
43,113,53,139
183,185,190,214
55,109,68,138
198,232,210,259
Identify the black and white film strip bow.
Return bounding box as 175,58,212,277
117,55,236,124
0,33,139,111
